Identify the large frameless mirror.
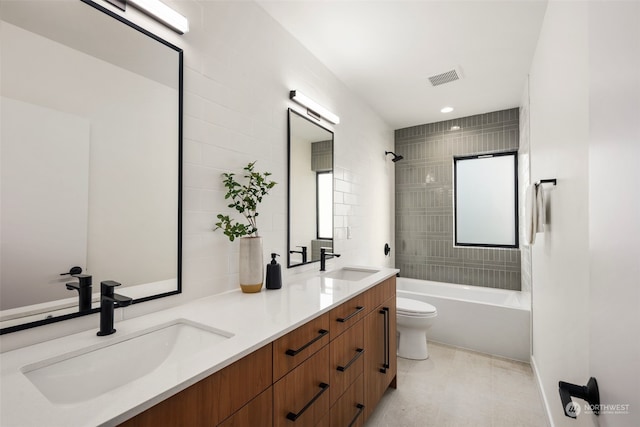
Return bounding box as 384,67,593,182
0,0,183,333
287,109,334,268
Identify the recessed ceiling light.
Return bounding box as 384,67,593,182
441,106,454,113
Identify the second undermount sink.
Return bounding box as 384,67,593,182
323,267,380,281
22,319,233,405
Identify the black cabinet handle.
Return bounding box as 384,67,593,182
337,348,365,372
286,382,330,421
337,306,364,323
384,307,390,371
379,307,390,374
286,329,329,356
348,403,365,427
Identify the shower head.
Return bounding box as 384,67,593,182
385,151,404,162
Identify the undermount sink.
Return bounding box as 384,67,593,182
22,319,233,405
323,267,380,281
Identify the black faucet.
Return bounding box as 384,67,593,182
289,245,308,263
320,247,341,271
97,280,132,336
65,274,93,313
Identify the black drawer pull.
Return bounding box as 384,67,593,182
285,329,329,356
348,403,365,427
337,306,364,323
286,382,330,421
337,348,365,372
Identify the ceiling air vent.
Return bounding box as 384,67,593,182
427,67,463,87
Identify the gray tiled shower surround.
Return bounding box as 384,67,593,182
395,108,521,290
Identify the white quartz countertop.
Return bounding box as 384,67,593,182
0,266,398,427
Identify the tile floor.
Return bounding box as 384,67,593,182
366,342,548,427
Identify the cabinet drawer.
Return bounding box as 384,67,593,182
330,374,364,427
329,319,364,405
274,346,330,427
217,387,273,427
363,277,395,313
273,312,330,381
330,292,367,338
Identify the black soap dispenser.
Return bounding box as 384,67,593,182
265,253,282,289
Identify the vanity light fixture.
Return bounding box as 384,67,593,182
289,90,340,125
107,0,189,34
440,106,454,113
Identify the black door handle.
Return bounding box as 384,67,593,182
337,306,364,323
337,348,365,372
286,329,329,356
348,403,365,427
379,307,390,374
286,382,330,421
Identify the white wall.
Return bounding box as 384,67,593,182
587,2,640,427
1,0,393,350
529,3,591,424
527,1,640,426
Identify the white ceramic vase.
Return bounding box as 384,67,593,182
239,236,264,293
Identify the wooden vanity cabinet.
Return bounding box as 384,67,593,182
119,343,273,427
118,276,396,427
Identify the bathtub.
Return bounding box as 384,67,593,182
397,277,531,361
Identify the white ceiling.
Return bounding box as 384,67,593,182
258,1,548,129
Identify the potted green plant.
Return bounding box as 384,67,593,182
214,161,276,293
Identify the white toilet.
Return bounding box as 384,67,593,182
396,297,438,360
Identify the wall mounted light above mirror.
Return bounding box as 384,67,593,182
287,109,334,268
105,0,190,34
289,90,340,125
0,0,183,333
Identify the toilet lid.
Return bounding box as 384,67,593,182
396,297,436,315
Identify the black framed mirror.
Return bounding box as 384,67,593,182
287,109,334,268
0,0,183,333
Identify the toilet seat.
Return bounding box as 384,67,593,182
397,297,437,318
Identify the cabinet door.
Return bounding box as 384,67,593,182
363,295,396,422
330,374,365,427
274,346,331,427
329,319,364,405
